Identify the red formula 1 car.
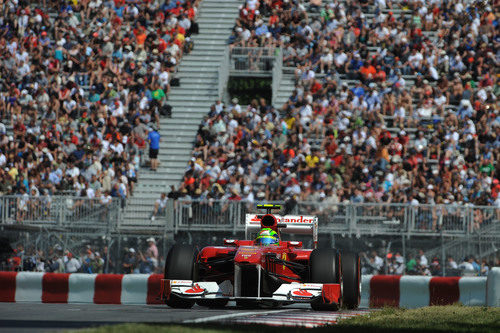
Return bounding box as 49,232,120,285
160,205,360,310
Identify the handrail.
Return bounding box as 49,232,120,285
218,47,230,99
271,47,283,106
0,195,121,231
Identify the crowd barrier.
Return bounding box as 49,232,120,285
360,275,488,308
0,272,497,307
0,272,162,304
486,267,500,307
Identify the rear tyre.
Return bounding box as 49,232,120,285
309,249,341,311
164,244,199,309
341,252,361,309
197,299,229,308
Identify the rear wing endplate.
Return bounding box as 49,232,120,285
245,214,318,248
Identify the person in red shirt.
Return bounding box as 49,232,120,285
492,179,500,199
359,62,376,83
375,65,386,82
310,79,322,95
397,130,410,146
228,188,242,201
325,140,338,157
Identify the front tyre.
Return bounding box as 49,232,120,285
309,248,341,311
164,244,199,309
341,252,361,309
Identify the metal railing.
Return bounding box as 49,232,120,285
171,199,500,237
3,195,497,239
218,47,230,99
271,47,283,105
229,47,280,73
0,195,120,230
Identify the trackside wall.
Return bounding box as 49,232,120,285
0,272,493,307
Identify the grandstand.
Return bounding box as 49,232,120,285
0,0,498,274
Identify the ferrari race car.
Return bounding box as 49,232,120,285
160,204,360,310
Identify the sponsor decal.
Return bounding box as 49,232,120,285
249,215,315,224
171,280,192,285
184,284,205,295
291,289,314,298
299,283,323,289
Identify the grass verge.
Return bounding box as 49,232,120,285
337,305,500,332
74,305,500,333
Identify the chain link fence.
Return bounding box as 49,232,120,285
0,197,498,274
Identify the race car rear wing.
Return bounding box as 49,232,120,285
245,214,318,248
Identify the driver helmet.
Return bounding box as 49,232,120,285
255,228,280,246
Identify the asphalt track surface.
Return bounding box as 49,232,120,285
0,303,372,332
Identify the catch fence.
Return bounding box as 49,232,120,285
1,197,498,274
229,47,281,73
172,200,498,237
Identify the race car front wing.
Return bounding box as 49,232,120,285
160,279,341,304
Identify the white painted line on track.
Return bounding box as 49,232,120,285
183,309,293,324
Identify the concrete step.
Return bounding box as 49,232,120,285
169,82,218,90
124,0,240,223
166,100,211,107
162,124,199,131
172,75,218,84
178,63,221,70
168,94,217,102
170,113,208,119
161,141,193,149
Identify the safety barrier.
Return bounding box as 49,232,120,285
0,195,120,229
486,267,500,306
361,275,488,308
0,272,162,304
1,272,493,307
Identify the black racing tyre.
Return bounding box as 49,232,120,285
164,244,199,309
341,252,361,309
309,248,341,311
197,299,229,308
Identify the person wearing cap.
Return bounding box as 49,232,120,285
122,248,137,274
146,237,158,261
147,125,161,171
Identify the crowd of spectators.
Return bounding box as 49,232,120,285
360,249,495,276
0,0,198,206
2,237,162,274
4,239,495,277
179,0,499,232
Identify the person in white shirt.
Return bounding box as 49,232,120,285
418,249,428,268
65,253,81,273
229,98,241,114
159,68,169,88
151,192,168,221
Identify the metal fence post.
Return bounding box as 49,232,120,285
58,198,64,227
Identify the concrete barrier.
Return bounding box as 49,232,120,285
0,273,490,307
121,274,148,304
15,272,44,303
399,276,432,308
486,267,500,307
68,274,97,303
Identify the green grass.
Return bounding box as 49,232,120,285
74,305,500,333
337,305,500,332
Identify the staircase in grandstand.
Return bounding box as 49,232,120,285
122,0,244,228
424,221,500,262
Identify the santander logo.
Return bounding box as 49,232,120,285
249,215,315,224
184,284,205,294
291,289,314,298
